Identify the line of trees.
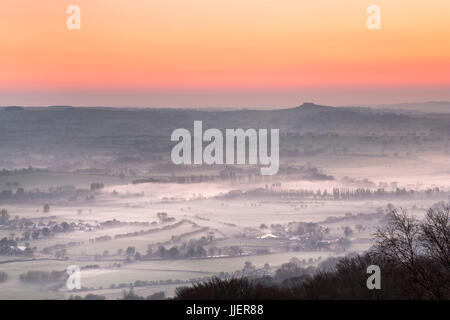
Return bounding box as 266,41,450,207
219,186,448,201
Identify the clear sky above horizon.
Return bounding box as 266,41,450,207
1,0,450,107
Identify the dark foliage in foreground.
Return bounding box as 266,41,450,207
176,277,292,300
175,205,450,300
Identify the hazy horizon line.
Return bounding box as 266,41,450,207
2,100,450,111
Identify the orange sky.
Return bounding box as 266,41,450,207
1,0,450,107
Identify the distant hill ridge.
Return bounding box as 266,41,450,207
2,101,450,113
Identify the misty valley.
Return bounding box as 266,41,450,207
0,103,449,299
